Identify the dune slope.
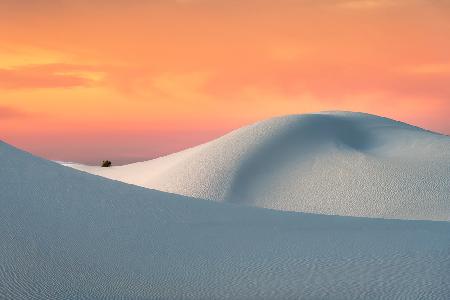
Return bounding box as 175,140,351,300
2,140,450,299
66,112,450,221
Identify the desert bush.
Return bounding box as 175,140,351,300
101,160,112,167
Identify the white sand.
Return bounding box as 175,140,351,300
2,139,450,299
66,111,450,221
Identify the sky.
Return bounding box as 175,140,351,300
0,0,449,164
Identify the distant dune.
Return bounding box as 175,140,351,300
2,137,450,299
66,111,450,221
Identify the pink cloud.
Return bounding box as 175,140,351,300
204,61,450,101
0,105,27,119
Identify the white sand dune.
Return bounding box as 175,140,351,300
66,111,450,221
2,140,450,299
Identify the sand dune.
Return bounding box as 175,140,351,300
66,112,450,221
2,140,450,299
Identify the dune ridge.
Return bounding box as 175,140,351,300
66,111,450,221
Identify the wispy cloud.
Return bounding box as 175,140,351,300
0,64,104,89
400,63,450,75
336,0,402,9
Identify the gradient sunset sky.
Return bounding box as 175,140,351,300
1,0,449,164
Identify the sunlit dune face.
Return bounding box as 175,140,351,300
0,0,449,164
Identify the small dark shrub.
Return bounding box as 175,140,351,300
101,160,112,167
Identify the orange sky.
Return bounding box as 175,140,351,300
0,0,449,164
